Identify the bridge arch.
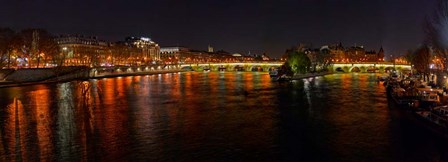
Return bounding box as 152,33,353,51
209,65,219,71
359,66,367,73
217,65,227,71
195,65,210,71
401,67,411,73
335,67,345,72
384,67,394,73
181,66,193,71
251,65,264,71
231,65,245,71
365,66,376,73
350,67,361,72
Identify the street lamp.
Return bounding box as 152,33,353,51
61,47,68,66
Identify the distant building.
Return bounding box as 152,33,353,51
377,46,385,61
346,46,365,62
364,46,385,62
208,45,214,53
160,46,190,63
261,53,271,61
125,37,160,63
55,35,109,66
328,42,346,61
365,50,377,62
321,43,386,63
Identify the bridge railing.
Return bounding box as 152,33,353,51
332,61,410,65
182,61,284,64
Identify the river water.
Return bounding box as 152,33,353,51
0,72,447,161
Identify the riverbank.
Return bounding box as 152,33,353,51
0,68,184,88
90,69,184,79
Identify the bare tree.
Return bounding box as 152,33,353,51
0,28,15,69
51,49,66,67
9,29,59,68
426,0,448,71
413,45,432,81
404,49,416,71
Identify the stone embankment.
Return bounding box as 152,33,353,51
91,66,182,79
0,66,184,88
2,66,90,82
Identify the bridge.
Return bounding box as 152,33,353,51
179,62,411,73
332,62,411,73
180,62,284,71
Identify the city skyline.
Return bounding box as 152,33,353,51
0,0,437,57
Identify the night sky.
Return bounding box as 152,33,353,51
0,0,438,58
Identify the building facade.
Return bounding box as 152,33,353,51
55,35,109,66
125,37,160,63
160,47,190,64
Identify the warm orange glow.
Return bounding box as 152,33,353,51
31,85,53,161
5,98,33,161
96,77,131,161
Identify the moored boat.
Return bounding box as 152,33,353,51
275,74,292,82
385,76,448,138
414,105,448,137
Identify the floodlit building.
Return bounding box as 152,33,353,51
346,46,366,62
125,37,160,63
208,45,214,53
328,42,346,61
55,35,109,66
160,46,190,63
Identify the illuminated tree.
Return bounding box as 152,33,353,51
39,33,60,67
286,50,311,74
10,29,59,68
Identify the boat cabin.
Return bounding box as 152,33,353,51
416,88,442,108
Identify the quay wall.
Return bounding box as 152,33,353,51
0,65,184,84
4,68,56,82
90,66,183,78
0,69,14,80
1,66,89,82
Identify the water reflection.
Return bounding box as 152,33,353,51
56,82,77,161
0,73,447,161
32,85,53,161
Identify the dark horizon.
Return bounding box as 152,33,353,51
0,0,438,58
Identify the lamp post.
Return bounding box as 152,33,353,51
62,47,67,66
